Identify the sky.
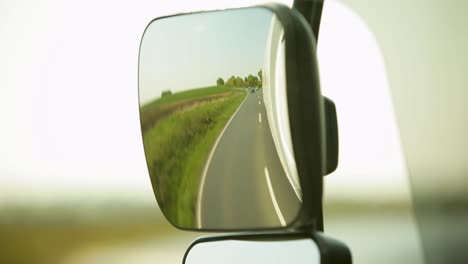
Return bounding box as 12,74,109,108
0,0,413,206
139,8,273,104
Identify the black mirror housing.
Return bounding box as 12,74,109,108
138,3,327,231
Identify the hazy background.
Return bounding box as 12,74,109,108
1,0,411,215
1,0,425,263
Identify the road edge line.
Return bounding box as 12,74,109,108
196,93,249,228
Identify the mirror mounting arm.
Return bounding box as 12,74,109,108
297,203,323,232
312,232,352,264
292,0,324,42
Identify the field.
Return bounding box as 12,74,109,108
141,86,234,110
140,86,247,226
0,206,173,264
140,86,234,132
0,201,422,264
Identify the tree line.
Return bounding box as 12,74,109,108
216,70,263,88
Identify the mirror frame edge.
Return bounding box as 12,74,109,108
137,3,325,232
282,6,325,230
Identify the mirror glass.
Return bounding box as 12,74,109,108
184,237,320,264
139,7,301,230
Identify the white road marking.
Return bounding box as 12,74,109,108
264,167,286,227
196,94,249,228
258,101,261,105
259,113,262,123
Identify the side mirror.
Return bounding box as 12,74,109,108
183,232,352,264
138,4,326,231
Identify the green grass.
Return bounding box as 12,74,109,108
139,86,234,133
142,90,246,226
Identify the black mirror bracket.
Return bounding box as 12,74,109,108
183,230,352,264
312,231,352,264
323,96,339,175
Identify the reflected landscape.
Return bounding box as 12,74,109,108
139,8,301,229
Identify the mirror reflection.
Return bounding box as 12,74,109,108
139,8,300,230
184,238,320,264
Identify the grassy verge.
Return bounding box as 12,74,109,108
142,90,246,226
139,86,233,133
141,86,231,111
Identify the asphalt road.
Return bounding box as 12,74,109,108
198,91,301,229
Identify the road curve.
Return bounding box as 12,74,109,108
198,91,300,229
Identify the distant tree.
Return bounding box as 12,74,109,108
161,90,172,97
216,77,225,86
254,76,259,85
246,74,259,88
235,76,244,88
242,78,248,88
257,69,263,82
226,76,236,87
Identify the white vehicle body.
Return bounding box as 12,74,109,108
262,15,301,200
